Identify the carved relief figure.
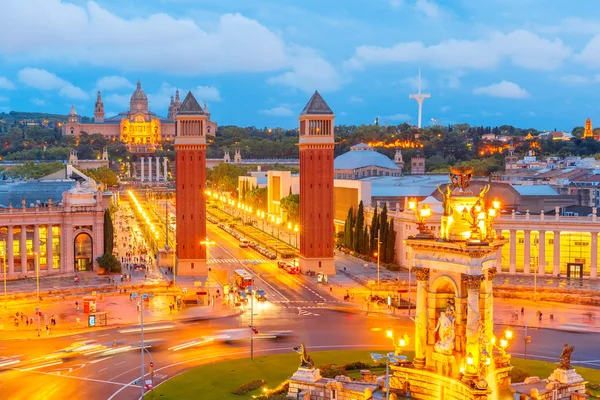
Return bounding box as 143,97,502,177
294,343,314,369
434,311,455,355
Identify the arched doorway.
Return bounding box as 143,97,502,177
74,233,93,271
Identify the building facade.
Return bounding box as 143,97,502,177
63,81,217,154
0,179,109,278
334,143,402,179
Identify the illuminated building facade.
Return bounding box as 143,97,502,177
174,91,208,276
63,80,217,153
0,177,110,278
298,91,335,275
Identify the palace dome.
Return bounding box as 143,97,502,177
130,80,149,112
334,143,400,170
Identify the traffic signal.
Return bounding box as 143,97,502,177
525,336,531,344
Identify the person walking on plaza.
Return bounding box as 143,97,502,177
45,325,50,335
521,307,524,316
75,301,79,311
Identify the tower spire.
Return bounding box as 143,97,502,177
409,68,431,129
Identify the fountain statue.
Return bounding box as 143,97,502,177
294,343,314,369
558,343,575,370
434,311,455,355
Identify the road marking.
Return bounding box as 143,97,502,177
89,356,113,364
16,368,138,387
100,367,109,372
115,361,127,367
20,361,63,372
298,309,320,317
98,334,110,337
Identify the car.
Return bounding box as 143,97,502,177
239,238,250,248
277,261,287,269
245,285,254,295
254,289,267,301
236,291,248,303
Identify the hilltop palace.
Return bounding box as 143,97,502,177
62,80,217,153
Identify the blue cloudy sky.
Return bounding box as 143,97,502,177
1,0,600,130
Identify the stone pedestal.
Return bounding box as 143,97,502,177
548,368,584,385
290,367,322,383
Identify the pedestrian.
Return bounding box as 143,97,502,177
75,301,79,311
20,313,23,321
30,317,33,325
521,307,524,316
26,318,29,326
45,325,50,335
329,285,333,293
76,317,81,327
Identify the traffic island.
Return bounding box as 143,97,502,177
151,350,600,400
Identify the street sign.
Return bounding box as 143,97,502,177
88,315,96,327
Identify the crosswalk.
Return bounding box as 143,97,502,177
208,258,267,264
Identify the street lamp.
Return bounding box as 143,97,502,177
407,199,434,239
370,351,406,400
2,249,6,309
385,327,409,356
130,292,154,399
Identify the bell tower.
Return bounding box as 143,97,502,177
298,91,335,275
174,91,208,276
94,90,105,123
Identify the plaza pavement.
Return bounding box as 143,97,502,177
326,250,600,334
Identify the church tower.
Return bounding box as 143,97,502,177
65,105,80,136
94,90,104,122
168,96,175,120
394,148,405,170
298,91,335,275
584,118,593,139
174,91,208,276
173,90,182,115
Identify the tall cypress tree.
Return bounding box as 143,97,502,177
354,201,364,253
386,218,397,264
363,229,370,255
370,205,379,254
103,209,114,255
379,203,388,262
343,207,354,250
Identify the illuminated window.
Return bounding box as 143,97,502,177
13,226,21,273
52,226,61,269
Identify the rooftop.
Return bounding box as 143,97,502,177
300,91,334,116
511,185,558,196
334,143,400,171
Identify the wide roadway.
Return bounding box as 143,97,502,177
1,223,599,399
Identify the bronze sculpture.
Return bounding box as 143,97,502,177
294,343,314,369
558,343,575,370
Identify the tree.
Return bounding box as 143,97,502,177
343,207,354,250
369,205,379,253
386,218,396,264
86,167,118,187
5,161,64,179
280,194,300,222
379,203,389,262
96,253,121,273
354,201,365,253
103,209,114,255
245,187,267,210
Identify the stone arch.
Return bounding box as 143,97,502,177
74,230,94,272
430,275,458,296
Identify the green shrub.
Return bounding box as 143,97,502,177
509,367,530,383
231,379,265,395
319,364,346,378
343,361,371,371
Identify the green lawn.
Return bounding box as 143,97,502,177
153,350,600,400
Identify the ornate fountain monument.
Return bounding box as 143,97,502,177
391,167,512,399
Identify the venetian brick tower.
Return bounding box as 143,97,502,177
174,92,208,276
298,91,335,275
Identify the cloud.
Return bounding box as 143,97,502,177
96,76,134,91
346,30,570,71
440,106,451,112
339,111,348,116
260,105,294,117
578,35,600,66
538,17,600,35
267,46,341,93
384,113,411,121
473,81,529,99
31,98,46,106
104,93,130,109
389,0,403,8
398,74,428,92
0,77,15,90
349,95,364,103
414,0,441,18
18,67,89,100
559,75,600,85
522,111,537,117
481,111,503,116
194,85,222,102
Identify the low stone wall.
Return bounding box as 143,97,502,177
287,368,380,400
390,366,489,400
511,369,588,400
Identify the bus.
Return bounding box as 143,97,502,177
234,269,253,290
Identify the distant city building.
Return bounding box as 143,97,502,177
63,80,217,154
334,143,402,179
411,151,426,174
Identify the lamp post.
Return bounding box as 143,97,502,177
33,252,40,337
376,236,381,291
131,292,154,399
2,250,6,309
